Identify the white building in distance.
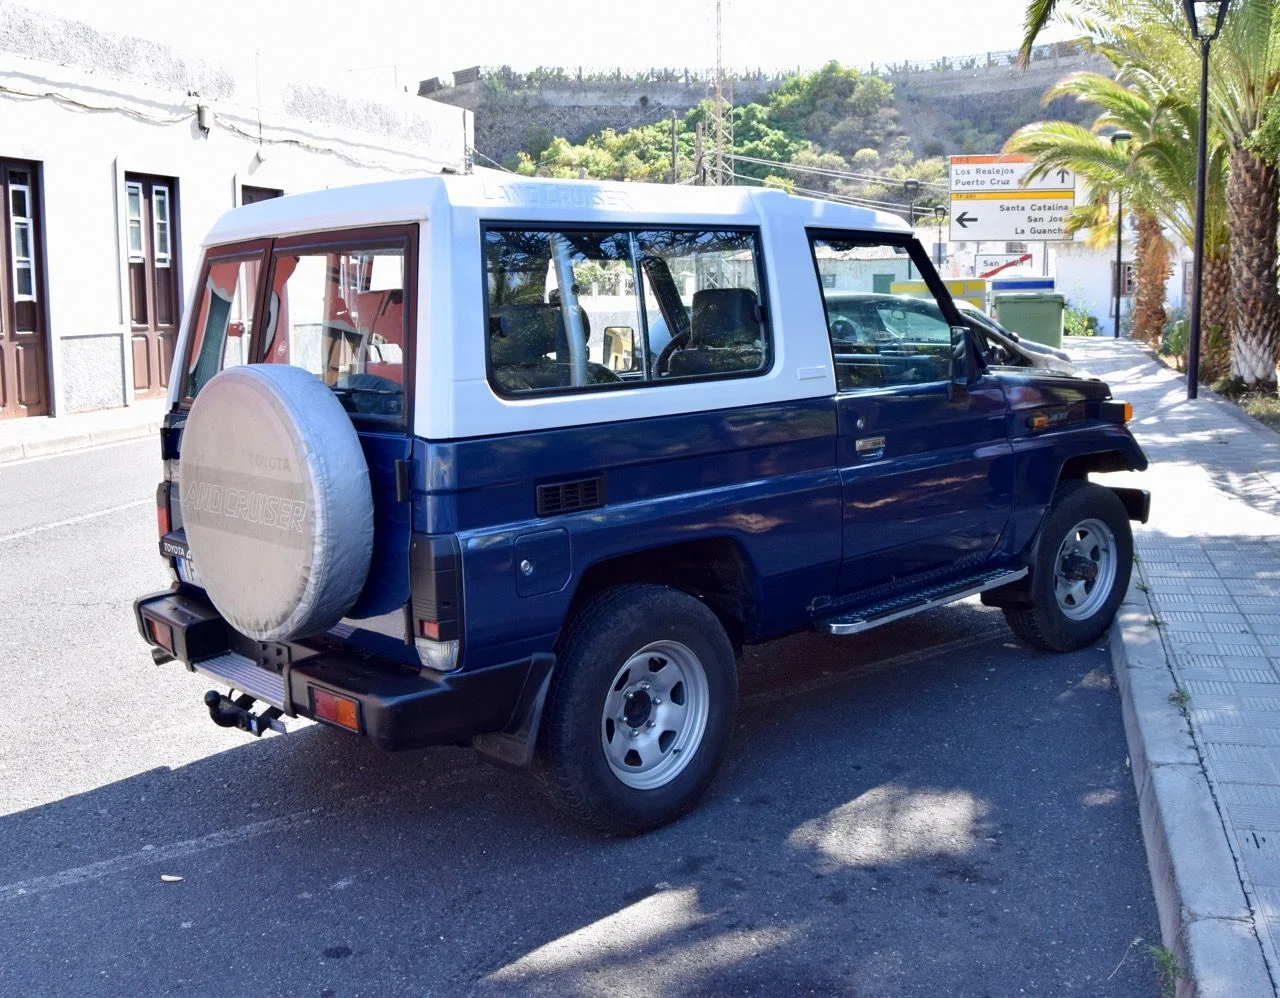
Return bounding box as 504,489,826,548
0,2,471,419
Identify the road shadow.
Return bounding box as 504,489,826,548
0,606,1158,998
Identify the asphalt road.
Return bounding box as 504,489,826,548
0,439,1159,997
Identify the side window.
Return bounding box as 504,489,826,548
810,235,953,391
636,229,767,381
259,241,408,421
484,226,769,396
183,253,263,400
484,228,641,394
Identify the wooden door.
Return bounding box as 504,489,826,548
0,159,50,418
126,174,181,398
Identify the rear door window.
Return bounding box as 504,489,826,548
259,239,408,423
182,249,264,401
178,228,413,427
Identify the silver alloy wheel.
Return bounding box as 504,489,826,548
1053,517,1118,621
600,639,711,791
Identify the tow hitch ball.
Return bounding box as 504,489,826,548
204,690,285,737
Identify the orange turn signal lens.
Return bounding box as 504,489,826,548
1122,402,1133,423
311,688,360,732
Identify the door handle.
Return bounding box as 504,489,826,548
856,436,886,459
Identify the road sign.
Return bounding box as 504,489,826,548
949,191,1074,241
949,154,1074,193
975,252,1034,277
949,154,1075,242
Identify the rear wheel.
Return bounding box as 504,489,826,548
1004,481,1133,652
536,584,737,836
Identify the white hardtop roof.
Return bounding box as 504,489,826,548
203,169,913,246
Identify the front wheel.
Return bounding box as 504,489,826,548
1004,481,1133,652
536,584,738,836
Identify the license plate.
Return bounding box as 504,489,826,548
176,556,205,588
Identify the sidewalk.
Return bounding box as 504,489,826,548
1070,336,1280,997
0,398,166,463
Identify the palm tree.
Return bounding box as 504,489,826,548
1021,0,1280,386
1007,68,1231,373
1020,0,1063,67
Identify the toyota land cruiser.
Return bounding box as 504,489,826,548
135,173,1149,835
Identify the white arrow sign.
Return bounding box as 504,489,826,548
949,191,1074,242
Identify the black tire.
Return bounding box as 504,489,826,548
1004,480,1133,652
535,584,738,836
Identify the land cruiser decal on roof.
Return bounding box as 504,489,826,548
482,178,632,210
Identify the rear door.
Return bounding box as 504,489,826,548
809,231,1014,595
171,226,418,619
254,228,417,617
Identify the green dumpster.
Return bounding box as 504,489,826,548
992,292,1066,349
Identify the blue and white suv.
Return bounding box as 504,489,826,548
135,173,1149,834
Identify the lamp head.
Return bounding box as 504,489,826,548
1109,129,1134,146
1182,0,1231,41
903,178,920,197
934,204,946,220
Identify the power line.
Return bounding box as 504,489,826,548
728,171,916,216
469,147,516,173
730,153,949,191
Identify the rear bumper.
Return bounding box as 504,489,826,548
134,587,550,751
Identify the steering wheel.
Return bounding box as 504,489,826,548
655,330,691,376
829,316,861,344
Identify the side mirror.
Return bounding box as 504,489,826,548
949,325,972,399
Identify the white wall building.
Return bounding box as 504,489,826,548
927,224,1192,334
0,3,471,419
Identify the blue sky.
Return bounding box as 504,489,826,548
34,0,1073,90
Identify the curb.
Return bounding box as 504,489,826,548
0,421,160,464
1111,579,1275,997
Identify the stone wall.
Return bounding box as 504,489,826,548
426,51,1110,164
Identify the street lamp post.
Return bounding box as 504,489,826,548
1183,0,1231,399
904,178,920,278
1110,130,1133,340
934,204,947,267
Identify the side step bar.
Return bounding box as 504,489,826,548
817,567,1029,636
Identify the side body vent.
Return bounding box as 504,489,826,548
536,477,605,517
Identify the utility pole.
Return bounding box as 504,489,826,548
670,110,678,183
707,0,733,186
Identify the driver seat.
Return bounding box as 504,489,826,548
666,288,764,378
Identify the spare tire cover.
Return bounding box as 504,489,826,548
178,364,374,641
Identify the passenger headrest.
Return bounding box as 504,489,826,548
490,303,559,366
691,288,762,347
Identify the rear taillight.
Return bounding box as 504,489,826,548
145,617,174,653
310,688,361,732
411,534,462,672
156,481,171,537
